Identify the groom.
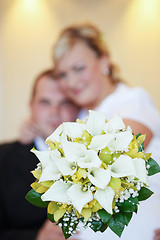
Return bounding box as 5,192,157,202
0,69,79,240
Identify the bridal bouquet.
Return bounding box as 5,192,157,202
26,110,160,238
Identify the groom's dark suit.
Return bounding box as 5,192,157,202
0,141,46,240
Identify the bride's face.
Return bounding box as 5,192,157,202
55,41,108,109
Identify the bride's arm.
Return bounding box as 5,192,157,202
123,119,153,148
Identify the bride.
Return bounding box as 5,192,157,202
53,22,160,240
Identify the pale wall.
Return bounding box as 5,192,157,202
0,0,160,142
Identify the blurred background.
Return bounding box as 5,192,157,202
0,0,160,142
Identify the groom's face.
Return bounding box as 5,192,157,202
30,76,79,140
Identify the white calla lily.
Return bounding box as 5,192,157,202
39,160,61,182
49,148,62,160
61,136,87,162
54,157,77,176
77,150,102,169
31,149,61,182
63,122,85,139
109,155,148,184
103,114,126,133
86,110,106,136
89,129,132,152
46,124,63,143
41,181,72,203
107,130,133,152
61,135,102,168
133,158,148,184
88,168,111,189
89,134,114,151
31,149,50,167
67,184,93,213
109,155,136,178
61,133,102,169
94,186,115,214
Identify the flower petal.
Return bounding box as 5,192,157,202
103,114,126,133
77,150,102,169
67,184,93,213
89,134,114,151
41,181,72,203
108,130,133,152
31,149,62,182
31,149,50,167
86,110,106,136
109,155,136,178
39,160,61,182
61,135,87,162
94,186,115,214
63,122,85,139
46,124,63,143
50,149,62,160
133,158,148,184
88,168,111,189
54,157,77,176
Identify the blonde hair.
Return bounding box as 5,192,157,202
53,22,122,84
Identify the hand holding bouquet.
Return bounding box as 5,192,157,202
26,110,160,238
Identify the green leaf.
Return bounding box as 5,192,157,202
25,189,49,208
107,212,132,237
61,227,71,239
61,225,72,239
138,144,144,152
90,220,103,232
147,158,160,176
108,214,125,237
98,209,112,223
58,219,72,239
47,212,55,223
115,213,125,224
120,212,133,226
136,133,142,138
99,222,108,232
138,187,153,201
58,214,79,239
117,197,138,213
135,133,144,152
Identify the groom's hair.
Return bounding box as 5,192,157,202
31,69,55,100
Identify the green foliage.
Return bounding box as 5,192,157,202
25,189,49,208
120,212,133,226
138,187,153,201
135,133,144,152
135,133,142,138
147,158,160,176
47,213,55,223
61,222,72,239
58,214,79,239
98,209,111,223
90,220,103,232
61,225,72,239
138,144,144,152
97,198,137,237
97,211,133,237
116,197,138,213
99,223,108,232
108,213,125,237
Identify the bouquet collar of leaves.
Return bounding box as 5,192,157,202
26,110,160,238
